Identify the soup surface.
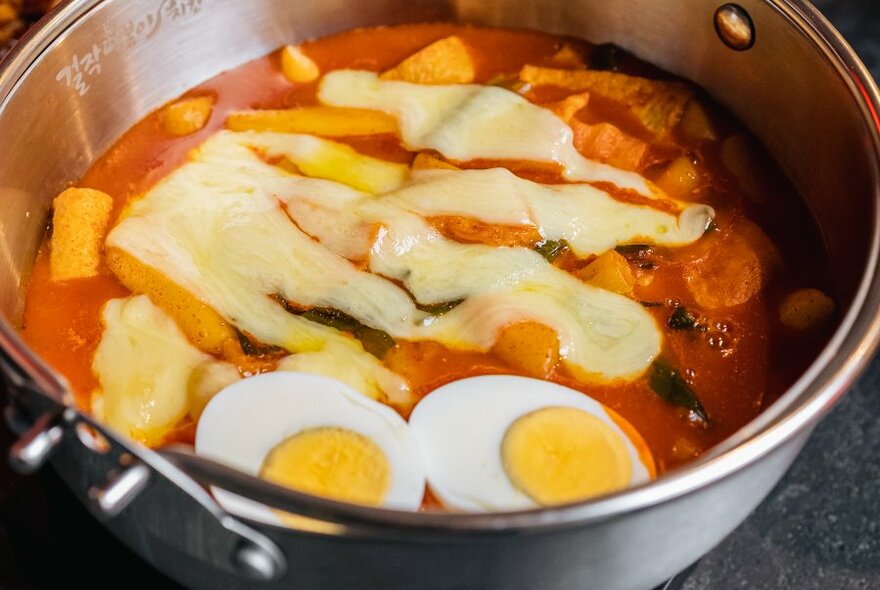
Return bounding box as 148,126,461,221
19,24,835,514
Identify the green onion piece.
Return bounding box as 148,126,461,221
668,306,699,330
648,361,709,424
299,307,397,359
354,326,397,359
534,239,570,262
236,329,284,357
300,308,360,332
415,299,464,316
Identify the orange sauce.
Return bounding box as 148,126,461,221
19,24,834,483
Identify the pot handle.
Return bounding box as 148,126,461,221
3,388,287,583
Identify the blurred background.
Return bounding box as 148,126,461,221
0,1,878,589
0,1,59,59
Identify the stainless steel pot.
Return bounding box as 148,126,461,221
0,1,878,588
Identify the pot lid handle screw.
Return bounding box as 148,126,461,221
715,3,755,51
8,411,66,474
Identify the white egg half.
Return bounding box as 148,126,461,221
408,375,653,512
195,371,426,525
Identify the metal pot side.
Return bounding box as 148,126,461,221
0,1,878,589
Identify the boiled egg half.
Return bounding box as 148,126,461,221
408,375,655,512
195,372,425,524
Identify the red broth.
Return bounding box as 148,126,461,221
21,23,834,480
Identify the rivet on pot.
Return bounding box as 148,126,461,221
8,411,66,474
88,462,151,517
233,539,283,581
714,4,755,51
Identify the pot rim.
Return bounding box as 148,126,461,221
1,0,878,533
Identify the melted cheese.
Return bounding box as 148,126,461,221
91,295,237,445
276,341,412,408
107,130,714,382
107,136,410,402
363,209,660,380
318,70,653,194
241,133,711,258
382,168,711,257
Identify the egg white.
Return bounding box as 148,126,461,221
195,371,426,525
408,375,652,512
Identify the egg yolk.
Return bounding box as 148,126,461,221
260,427,391,506
501,406,633,505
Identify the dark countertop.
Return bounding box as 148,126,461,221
1,1,879,589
